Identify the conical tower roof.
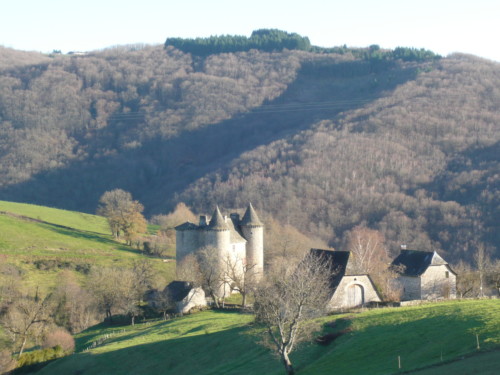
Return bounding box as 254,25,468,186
241,203,263,227
208,206,229,230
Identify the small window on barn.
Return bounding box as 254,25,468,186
445,271,449,278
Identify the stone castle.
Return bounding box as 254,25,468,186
175,203,264,278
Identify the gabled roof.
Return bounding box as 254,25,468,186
165,281,194,302
174,222,198,231
226,216,246,243
391,250,452,276
208,206,229,230
310,249,350,289
240,203,263,227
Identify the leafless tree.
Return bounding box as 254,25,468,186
474,244,490,297
489,259,500,297
196,246,224,308
253,252,333,375
345,226,401,300
1,295,52,358
150,288,174,320
222,254,259,307
177,253,203,286
346,226,389,274
453,260,479,298
52,271,99,333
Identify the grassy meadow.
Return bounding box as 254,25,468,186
36,299,500,375
0,200,175,294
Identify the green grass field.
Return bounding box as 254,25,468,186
0,200,175,293
35,299,500,375
0,200,109,234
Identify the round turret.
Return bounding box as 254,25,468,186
240,203,264,278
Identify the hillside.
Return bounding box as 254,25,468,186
35,300,500,375
0,35,498,259
0,201,174,294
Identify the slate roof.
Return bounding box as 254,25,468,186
310,249,350,289
208,206,229,230
391,250,450,276
165,281,194,302
226,216,246,243
174,222,198,231
240,203,263,226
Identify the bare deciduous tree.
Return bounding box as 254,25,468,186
1,295,52,358
346,226,389,274
474,244,490,297
222,254,258,307
453,260,479,298
253,252,333,375
196,246,224,308
345,226,401,300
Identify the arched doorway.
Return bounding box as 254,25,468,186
347,284,365,307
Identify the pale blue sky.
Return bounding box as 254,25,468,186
1,0,499,61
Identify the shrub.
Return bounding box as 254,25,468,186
16,346,64,371
42,328,75,353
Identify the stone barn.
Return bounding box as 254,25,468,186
165,281,207,314
310,249,382,310
391,250,457,301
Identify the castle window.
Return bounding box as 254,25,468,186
445,271,449,278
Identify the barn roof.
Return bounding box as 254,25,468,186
165,281,194,302
391,250,451,276
310,249,350,289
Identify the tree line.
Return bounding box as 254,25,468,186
165,29,311,56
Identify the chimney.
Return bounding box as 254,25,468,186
199,216,207,226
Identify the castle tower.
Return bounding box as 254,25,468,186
205,206,231,296
175,221,199,264
240,203,264,279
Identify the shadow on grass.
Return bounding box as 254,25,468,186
41,318,279,375
302,306,492,375
37,220,138,255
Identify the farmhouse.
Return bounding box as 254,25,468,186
391,249,457,301
310,249,382,310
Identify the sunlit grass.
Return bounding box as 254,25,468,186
35,300,500,375
0,200,109,234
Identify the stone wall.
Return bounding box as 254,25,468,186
421,265,457,299
398,276,421,301
327,275,381,310
176,287,207,314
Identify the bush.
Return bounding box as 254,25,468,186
42,328,75,353
15,346,65,372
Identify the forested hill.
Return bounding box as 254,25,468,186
0,36,498,260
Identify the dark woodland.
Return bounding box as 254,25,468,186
0,33,498,260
